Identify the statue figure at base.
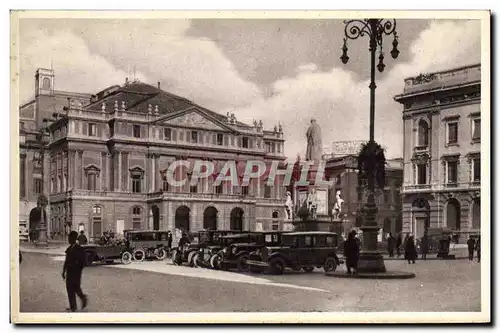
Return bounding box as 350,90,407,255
332,190,345,220
284,191,294,221
307,188,318,220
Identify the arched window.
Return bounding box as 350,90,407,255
132,206,142,230
418,120,429,147
230,207,244,231
272,211,279,231
203,206,218,230
175,206,190,231
91,205,103,238
446,199,461,231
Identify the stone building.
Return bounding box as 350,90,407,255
37,78,286,240
19,68,92,235
394,63,481,242
323,149,403,236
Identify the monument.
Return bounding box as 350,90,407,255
290,119,335,232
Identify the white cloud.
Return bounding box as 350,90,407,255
231,19,481,160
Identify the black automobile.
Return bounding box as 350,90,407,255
247,231,343,274
172,230,235,266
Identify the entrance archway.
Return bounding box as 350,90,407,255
230,207,244,231
471,198,480,229
203,206,218,230
175,206,190,232
446,198,461,231
152,205,160,230
412,198,430,238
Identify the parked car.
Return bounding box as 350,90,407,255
82,238,132,266
127,230,171,261
172,230,235,266
246,231,342,274
190,230,238,268
218,231,289,272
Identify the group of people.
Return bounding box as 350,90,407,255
386,232,419,263
467,235,481,262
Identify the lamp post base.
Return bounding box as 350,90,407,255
36,227,49,247
357,251,386,273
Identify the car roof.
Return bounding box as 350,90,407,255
219,233,256,238
127,230,170,234
285,231,338,236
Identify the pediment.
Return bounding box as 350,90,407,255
160,110,229,132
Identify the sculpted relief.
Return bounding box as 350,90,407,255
162,110,227,131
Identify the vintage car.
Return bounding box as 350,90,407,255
246,231,342,274
172,230,236,266
127,230,171,261
81,239,132,266
188,230,237,268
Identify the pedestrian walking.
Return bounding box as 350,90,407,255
420,235,429,260
404,234,417,264
395,232,402,258
475,235,481,263
62,231,88,312
467,236,476,261
343,230,360,276
387,232,396,258
77,230,88,245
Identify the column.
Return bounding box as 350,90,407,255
101,152,106,191
107,153,112,191
118,152,122,192
151,154,156,192
79,151,84,190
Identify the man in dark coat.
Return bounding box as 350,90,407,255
343,230,360,275
467,236,476,261
404,235,417,264
420,235,429,260
395,233,403,258
387,233,396,258
62,231,88,312
77,231,88,245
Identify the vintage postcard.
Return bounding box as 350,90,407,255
10,10,490,324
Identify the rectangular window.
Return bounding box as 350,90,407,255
87,173,97,191
190,185,198,193
215,183,223,194
447,161,458,184
88,123,97,137
132,174,142,193
217,133,223,145
132,218,142,231
133,125,141,138
472,119,481,140
164,128,171,141
191,131,198,143
92,218,102,238
417,164,427,185
447,122,458,144
272,222,279,231
264,185,272,198
162,174,169,191
473,158,481,182
242,137,249,148
265,142,271,153
241,186,249,196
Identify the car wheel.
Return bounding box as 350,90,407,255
84,251,94,266
209,254,221,269
269,257,286,275
303,266,314,273
133,249,145,262
121,251,132,265
192,253,201,268
156,248,167,261
237,255,250,272
324,257,337,272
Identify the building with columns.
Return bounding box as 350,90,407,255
19,68,92,236
323,147,403,236
394,63,481,242
32,77,287,240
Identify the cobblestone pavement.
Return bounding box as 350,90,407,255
19,251,480,313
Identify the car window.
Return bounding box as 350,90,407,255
326,236,337,247
305,236,313,247
282,235,296,246
160,233,167,241
315,235,326,247
265,234,272,243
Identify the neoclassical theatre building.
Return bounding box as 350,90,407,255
394,63,481,242
21,70,288,240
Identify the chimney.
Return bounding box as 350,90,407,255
157,82,161,89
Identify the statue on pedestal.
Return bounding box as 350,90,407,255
284,191,294,221
305,118,323,163
332,190,345,220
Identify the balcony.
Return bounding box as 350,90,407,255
404,184,431,191
147,191,258,203
414,145,429,153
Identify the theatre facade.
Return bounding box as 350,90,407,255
36,78,287,240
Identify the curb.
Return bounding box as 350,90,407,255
326,271,416,279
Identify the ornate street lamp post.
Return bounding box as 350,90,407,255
340,19,399,273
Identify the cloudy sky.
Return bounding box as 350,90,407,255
18,18,481,159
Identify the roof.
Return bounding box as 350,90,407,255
285,231,338,236
85,80,252,128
